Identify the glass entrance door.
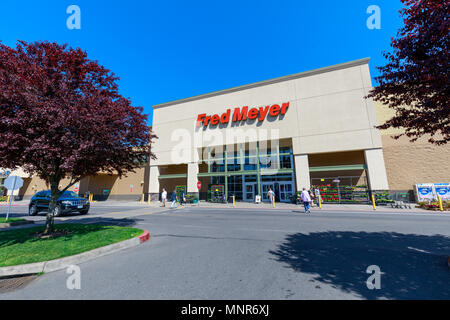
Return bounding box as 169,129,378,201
278,183,293,202
244,183,256,202
262,183,275,202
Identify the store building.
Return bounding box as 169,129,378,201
9,58,449,203
148,58,390,203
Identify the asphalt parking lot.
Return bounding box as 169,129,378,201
1,203,450,300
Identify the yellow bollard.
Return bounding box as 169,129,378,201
318,195,322,209
272,195,275,208
438,195,444,211
372,194,376,210
233,196,235,208
7,195,10,203
148,194,151,205
141,194,145,203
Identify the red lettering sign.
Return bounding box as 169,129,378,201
196,102,289,128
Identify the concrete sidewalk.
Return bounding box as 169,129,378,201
140,199,433,214
6,199,442,215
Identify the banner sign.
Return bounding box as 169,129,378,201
416,183,434,201
434,183,450,200
416,183,450,201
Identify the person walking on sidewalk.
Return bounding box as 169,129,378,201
170,189,178,209
267,188,275,204
301,188,312,214
309,189,315,207
161,188,167,207
180,190,186,206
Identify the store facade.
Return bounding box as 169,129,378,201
11,58,448,203
149,58,390,203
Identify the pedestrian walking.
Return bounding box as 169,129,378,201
161,188,167,207
267,188,275,204
301,188,312,213
170,189,178,209
180,190,186,206
309,189,315,207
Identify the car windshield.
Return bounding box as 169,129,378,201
61,191,79,198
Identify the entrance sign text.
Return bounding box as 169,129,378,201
196,102,290,128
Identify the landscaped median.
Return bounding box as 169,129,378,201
0,224,150,277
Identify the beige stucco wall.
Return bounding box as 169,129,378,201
152,59,382,166
376,101,450,190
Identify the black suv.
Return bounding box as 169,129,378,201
29,191,90,216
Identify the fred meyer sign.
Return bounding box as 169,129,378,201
196,102,290,128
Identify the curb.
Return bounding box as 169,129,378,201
0,220,34,229
139,230,150,243
0,229,150,277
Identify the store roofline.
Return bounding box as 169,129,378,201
153,57,371,109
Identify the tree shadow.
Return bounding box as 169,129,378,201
270,231,450,300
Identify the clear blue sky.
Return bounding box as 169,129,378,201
0,0,404,124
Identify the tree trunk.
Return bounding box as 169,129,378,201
43,178,61,235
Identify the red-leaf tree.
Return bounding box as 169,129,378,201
367,0,449,145
0,41,156,234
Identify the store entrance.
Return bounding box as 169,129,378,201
261,182,294,203
275,182,293,202
261,183,274,202
211,173,295,203
244,183,257,202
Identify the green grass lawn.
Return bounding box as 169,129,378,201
0,217,26,223
0,224,144,267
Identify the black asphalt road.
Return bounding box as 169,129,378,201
1,205,450,300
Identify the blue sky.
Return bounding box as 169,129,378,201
0,0,404,124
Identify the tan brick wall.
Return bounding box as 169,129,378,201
19,167,148,199
381,135,450,190
376,101,450,190
81,167,147,196
20,176,74,197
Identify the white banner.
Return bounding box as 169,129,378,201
416,183,435,201
416,183,450,201
434,183,450,201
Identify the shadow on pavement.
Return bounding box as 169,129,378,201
270,231,450,300
56,216,139,227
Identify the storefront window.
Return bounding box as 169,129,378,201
261,173,293,182
244,156,257,171
279,146,292,154
227,156,241,172
204,142,295,203
228,175,243,200
280,154,292,169
211,176,225,185
210,161,225,172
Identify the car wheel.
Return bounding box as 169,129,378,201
53,205,62,217
29,205,38,216
79,210,88,215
